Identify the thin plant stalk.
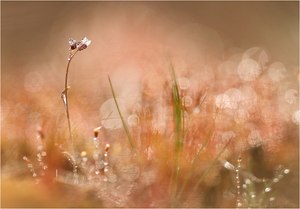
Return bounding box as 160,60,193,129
175,140,231,205
108,75,135,150
62,37,91,155
175,108,220,201
62,49,79,154
175,130,216,201
192,139,231,192
169,63,184,205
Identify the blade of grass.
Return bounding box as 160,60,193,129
192,139,232,192
175,130,215,201
175,140,231,204
108,75,135,150
169,63,184,205
176,108,220,201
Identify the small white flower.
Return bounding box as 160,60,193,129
69,38,77,50
78,37,91,51
68,37,91,51
82,37,91,44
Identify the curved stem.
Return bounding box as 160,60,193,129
62,50,78,154
65,59,72,146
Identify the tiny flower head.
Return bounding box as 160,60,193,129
68,37,91,51
78,37,92,51
68,38,77,50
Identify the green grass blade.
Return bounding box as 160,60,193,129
170,63,183,152
169,63,184,206
192,139,232,191
108,75,135,150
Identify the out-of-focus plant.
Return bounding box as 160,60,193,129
8,39,297,208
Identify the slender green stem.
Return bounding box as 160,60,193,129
169,63,184,206
108,75,135,150
176,108,220,201
192,139,231,192
175,130,215,200
173,140,231,204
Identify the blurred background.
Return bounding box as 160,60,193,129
1,1,299,208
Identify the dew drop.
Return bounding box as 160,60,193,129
80,151,87,157
82,157,88,162
245,179,251,185
292,110,300,125
127,114,139,127
93,152,99,160
223,161,235,170
182,95,193,107
242,47,269,68
193,107,201,114
37,145,43,151
264,187,271,192
237,58,261,81
269,197,275,201
268,62,286,82
215,94,231,109
177,77,190,90
93,140,99,147
224,88,243,109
